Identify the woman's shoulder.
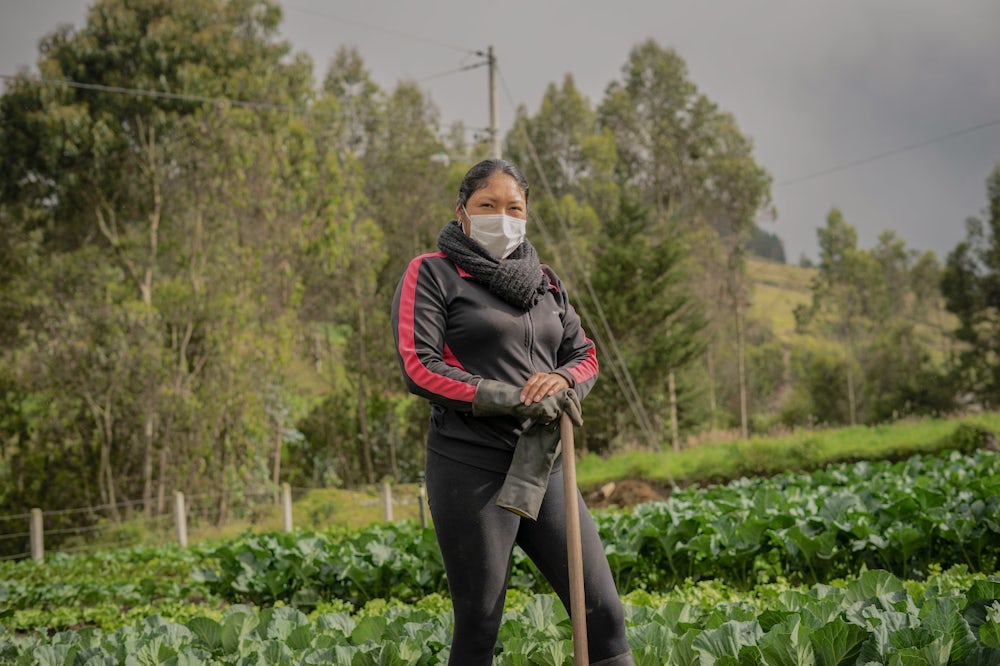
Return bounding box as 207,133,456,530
404,251,448,271
540,264,562,294
401,251,466,282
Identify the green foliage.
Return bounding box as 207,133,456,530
197,523,446,608
791,211,958,427
942,164,1000,409
748,226,787,263
4,569,1000,664
177,450,1000,606
0,1,979,545
581,196,707,450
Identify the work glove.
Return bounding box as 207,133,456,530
496,389,582,520
472,379,571,424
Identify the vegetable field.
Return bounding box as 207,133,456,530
3,448,999,664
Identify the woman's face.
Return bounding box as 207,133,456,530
456,173,527,235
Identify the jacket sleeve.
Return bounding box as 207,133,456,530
546,268,599,400
392,254,480,411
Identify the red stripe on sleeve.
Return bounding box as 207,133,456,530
397,254,477,402
442,344,466,370
567,336,599,385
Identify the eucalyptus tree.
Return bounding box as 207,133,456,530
0,0,359,520
794,209,872,425
503,72,702,450
320,54,451,483
598,39,772,439
793,210,953,425
942,164,1000,408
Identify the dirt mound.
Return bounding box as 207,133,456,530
587,479,668,508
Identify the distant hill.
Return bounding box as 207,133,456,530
746,256,814,340
745,256,955,357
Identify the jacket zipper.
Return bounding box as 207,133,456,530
525,310,537,372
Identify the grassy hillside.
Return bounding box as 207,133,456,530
746,256,815,339
745,255,956,359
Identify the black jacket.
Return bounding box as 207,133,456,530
391,250,598,472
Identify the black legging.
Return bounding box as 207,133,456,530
425,450,634,665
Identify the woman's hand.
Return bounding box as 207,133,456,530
520,372,570,405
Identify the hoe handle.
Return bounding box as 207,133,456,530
561,412,589,666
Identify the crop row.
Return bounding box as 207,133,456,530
3,570,999,665
3,449,998,616
198,449,1000,606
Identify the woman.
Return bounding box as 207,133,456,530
391,158,634,665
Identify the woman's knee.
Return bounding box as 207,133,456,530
450,609,503,663
585,596,631,662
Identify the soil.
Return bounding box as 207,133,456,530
584,428,1000,509
586,479,671,509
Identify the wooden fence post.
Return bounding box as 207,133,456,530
382,479,393,522
174,491,187,547
281,482,293,532
417,471,427,529
30,508,43,563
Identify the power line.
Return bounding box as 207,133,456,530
777,116,1000,188
417,61,487,83
282,4,480,56
495,65,673,467
0,73,302,112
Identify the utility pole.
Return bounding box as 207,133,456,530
488,45,500,159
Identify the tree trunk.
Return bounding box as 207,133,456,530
217,428,229,527
845,337,858,426
388,431,399,481
100,396,121,523
668,370,679,452
706,348,717,431
272,422,282,505
142,413,155,515
156,447,167,515
736,295,749,439
356,297,375,484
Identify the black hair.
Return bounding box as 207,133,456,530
456,159,530,207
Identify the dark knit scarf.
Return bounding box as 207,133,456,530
437,220,549,311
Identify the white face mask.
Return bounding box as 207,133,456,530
463,207,526,260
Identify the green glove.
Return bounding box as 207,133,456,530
472,379,576,424
471,379,524,417
495,388,583,520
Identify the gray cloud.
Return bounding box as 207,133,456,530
3,0,998,262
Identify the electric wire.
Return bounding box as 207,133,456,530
496,66,675,470
777,116,1000,188
282,4,479,55
0,73,300,112
417,61,488,83
495,68,657,443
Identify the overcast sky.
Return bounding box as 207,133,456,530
2,1,999,263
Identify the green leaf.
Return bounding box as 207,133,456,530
961,647,1000,666
520,594,567,635
693,620,762,661
844,570,904,604
314,612,356,639
287,624,313,651
530,639,574,666
890,635,952,666
185,617,222,652
810,617,867,666
759,615,816,666
667,628,700,666
967,580,1000,603
350,616,387,645
220,608,258,653
981,613,1000,650
32,645,72,666
919,596,977,664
